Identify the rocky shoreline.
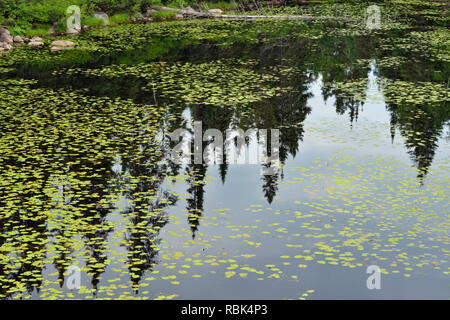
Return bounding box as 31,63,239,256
0,6,224,54
0,5,349,54
0,28,76,52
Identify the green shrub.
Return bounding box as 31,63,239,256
26,26,52,37
83,16,108,27
110,12,131,24
0,0,87,30
9,24,50,37
197,1,238,9
87,0,141,14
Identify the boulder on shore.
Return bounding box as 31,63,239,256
0,28,10,36
157,6,176,11
51,40,75,48
181,6,198,15
50,46,64,52
28,41,44,47
0,27,12,42
66,28,80,35
13,35,24,43
208,9,223,14
0,31,13,44
0,42,13,50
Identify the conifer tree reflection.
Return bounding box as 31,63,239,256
185,164,207,239
386,102,449,180
184,105,211,239
251,49,313,203
120,107,179,288
0,102,54,298
68,157,115,292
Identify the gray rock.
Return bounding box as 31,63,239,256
159,6,174,11
0,27,11,36
13,35,24,43
31,36,43,42
28,41,44,47
181,6,197,14
51,40,75,48
50,46,64,52
66,28,80,35
2,43,13,50
0,33,13,44
208,9,223,14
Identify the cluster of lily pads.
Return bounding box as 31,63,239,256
333,77,449,106
51,59,295,106
0,1,449,300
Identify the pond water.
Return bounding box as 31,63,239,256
0,14,449,300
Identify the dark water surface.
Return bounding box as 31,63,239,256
0,18,449,299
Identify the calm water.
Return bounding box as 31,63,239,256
0,18,449,299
